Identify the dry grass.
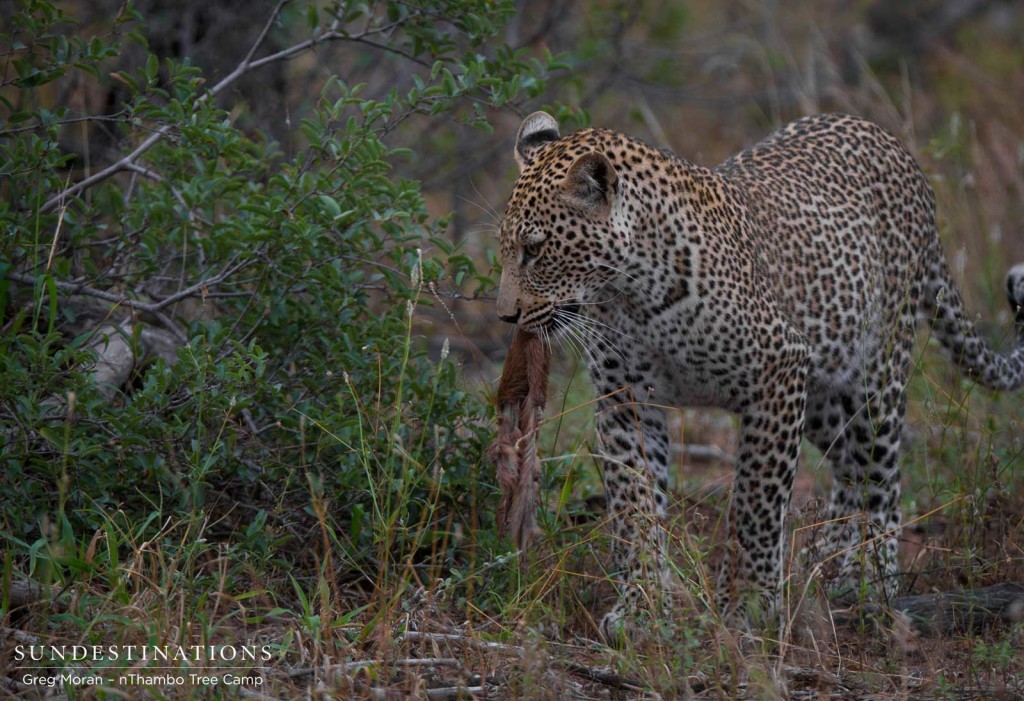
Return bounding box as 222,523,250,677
4,339,1022,700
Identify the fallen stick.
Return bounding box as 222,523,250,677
563,662,646,692
891,581,1024,636
487,330,550,562
399,630,520,653
423,685,486,700
3,580,68,611
342,658,460,673
837,582,1024,636
396,630,653,695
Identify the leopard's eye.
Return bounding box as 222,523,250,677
522,240,543,264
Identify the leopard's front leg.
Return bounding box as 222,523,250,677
715,342,808,627
591,381,675,642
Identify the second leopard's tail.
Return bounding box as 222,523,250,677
918,243,1024,392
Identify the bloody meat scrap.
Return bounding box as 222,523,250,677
488,330,550,561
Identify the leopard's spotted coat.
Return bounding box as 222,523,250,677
495,111,1024,638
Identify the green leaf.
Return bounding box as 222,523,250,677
145,52,158,82
318,194,342,219
37,426,65,452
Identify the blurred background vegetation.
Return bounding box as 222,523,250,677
1,0,1023,694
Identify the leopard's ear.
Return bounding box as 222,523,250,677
515,112,560,171
563,152,617,214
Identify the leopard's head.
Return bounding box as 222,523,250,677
496,112,629,333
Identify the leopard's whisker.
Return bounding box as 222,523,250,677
553,286,627,308
558,307,638,344
457,187,501,228
553,308,627,365
556,308,631,358
557,313,602,367
466,225,499,238
549,314,577,358
468,177,502,223
552,315,592,366
594,261,648,291
551,310,583,358
544,324,556,356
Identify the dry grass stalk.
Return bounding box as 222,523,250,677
487,330,551,562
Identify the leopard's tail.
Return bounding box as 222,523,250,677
918,244,1024,392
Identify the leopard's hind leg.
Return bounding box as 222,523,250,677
805,308,916,603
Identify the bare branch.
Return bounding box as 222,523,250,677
5,254,251,341
349,36,430,67
150,310,188,345
0,112,131,136
122,161,167,184
243,0,292,66
43,125,171,213
122,162,205,268
41,3,427,212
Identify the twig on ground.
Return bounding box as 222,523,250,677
399,630,521,652
0,627,41,644
563,662,647,692
848,581,1024,636
423,686,485,700
344,658,461,673
396,630,657,696
238,689,279,701
288,657,460,680
3,580,69,611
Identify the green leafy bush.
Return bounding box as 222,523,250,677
0,0,560,596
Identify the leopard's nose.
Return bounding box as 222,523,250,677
498,308,521,324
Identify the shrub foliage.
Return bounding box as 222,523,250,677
1,0,561,591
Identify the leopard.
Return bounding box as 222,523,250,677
494,110,1024,640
